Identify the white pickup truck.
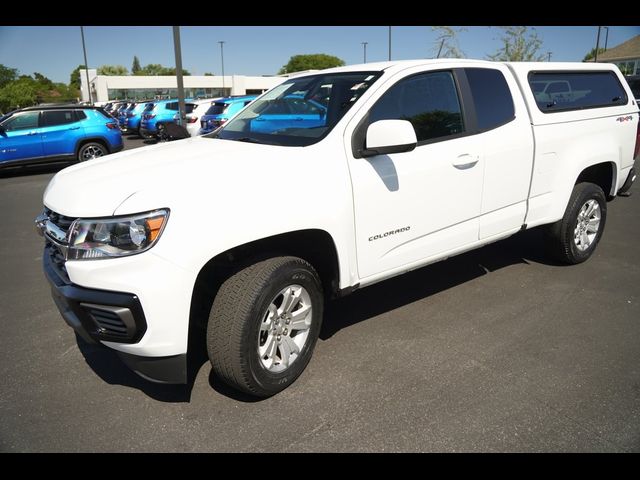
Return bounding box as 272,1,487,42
36,60,639,397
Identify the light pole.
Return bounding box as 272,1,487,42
362,42,368,63
172,26,186,126
547,51,552,62
80,26,92,105
594,26,602,62
388,26,392,61
218,41,226,97
603,26,609,51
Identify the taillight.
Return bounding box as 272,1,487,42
106,122,118,129
127,112,135,117
144,114,156,120
187,117,198,123
634,119,640,160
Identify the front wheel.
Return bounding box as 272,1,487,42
206,256,324,397
546,182,607,264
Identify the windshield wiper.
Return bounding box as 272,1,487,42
233,137,263,144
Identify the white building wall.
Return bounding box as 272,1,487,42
80,71,284,102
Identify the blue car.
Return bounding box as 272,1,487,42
119,101,151,135
140,99,195,139
199,96,257,134
0,105,123,168
248,95,327,134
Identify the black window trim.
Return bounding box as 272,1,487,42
459,67,516,134
352,68,481,158
41,109,81,128
528,70,629,114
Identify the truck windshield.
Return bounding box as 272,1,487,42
209,71,381,146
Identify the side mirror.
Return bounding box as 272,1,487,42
361,119,417,158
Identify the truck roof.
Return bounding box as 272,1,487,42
296,59,622,77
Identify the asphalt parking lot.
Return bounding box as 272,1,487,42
1,136,639,452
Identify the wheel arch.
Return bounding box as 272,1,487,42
75,136,111,157
188,229,342,332
574,161,617,198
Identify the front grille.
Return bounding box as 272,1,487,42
85,307,129,338
43,208,78,283
44,208,76,231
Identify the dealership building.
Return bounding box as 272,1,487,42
79,69,285,102
593,34,640,76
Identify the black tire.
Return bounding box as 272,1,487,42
156,123,168,142
77,142,107,162
546,182,607,264
207,256,323,397
139,128,154,140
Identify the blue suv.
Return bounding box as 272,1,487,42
119,101,151,135
0,105,123,169
140,99,193,139
199,96,257,134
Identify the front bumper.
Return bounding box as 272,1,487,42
44,246,147,344
43,246,187,384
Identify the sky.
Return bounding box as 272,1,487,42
1,26,638,83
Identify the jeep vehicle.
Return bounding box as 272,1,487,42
36,60,639,397
0,105,123,168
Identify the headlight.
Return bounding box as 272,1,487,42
67,209,169,260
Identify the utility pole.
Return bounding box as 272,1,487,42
437,38,445,58
172,26,186,126
547,51,552,62
594,26,602,62
362,42,368,63
388,26,392,61
603,26,610,51
80,26,92,105
219,41,226,97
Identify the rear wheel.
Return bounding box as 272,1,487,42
546,182,607,264
77,142,107,162
206,256,323,397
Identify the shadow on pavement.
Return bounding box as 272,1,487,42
320,227,562,340
76,334,192,403
0,162,73,179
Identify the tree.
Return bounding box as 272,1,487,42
431,26,466,59
97,65,129,76
278,54,345,74
487,26,546,62
583,47,606,62
135,64,190,76
33,72,54,88
69,64,85,90
0,64,18,88
132,56,141,74
204,72,215,76
0,77,38,111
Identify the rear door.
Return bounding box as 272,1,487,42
462,67,534,239
40,110,84,157
0,111,43,163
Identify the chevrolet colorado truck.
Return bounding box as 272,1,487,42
36,60,639,397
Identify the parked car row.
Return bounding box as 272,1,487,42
1,94,269,168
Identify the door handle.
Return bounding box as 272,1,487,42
68,126,80,130
27,131,38,136
452,154,479,169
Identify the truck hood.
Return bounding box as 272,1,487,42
43,137,287,217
